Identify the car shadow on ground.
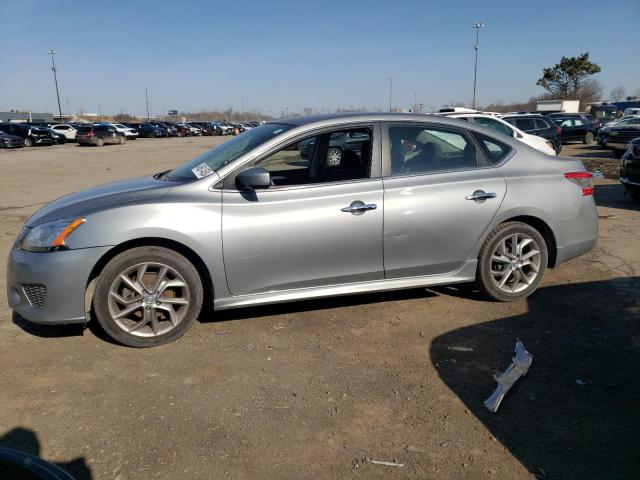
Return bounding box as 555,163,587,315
12,313,86,339
430,277,640,479
594,183,640,211
569,144,617,160
0,427,92,479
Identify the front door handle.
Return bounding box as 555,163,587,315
465,190,497,203
341,201,377,215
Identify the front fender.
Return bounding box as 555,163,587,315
66,191,229,299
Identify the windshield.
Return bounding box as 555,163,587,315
168,123,293,181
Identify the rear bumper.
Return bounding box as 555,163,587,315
552,197,598,266
6,246,112,324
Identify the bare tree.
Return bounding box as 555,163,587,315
609,86,626,102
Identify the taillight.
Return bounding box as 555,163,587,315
86,131,94,138
564,171,593,196
556,126,561,135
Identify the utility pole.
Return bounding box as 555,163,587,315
145,88,150,120
47,49,63,120
98,101,102,121
388,77,393,111
472,22,485,110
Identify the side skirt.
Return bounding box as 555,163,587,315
213,260,478,311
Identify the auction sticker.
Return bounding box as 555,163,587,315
192,163,215,179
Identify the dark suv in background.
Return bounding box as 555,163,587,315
76,124,126,146
620,138,640,200
549,113,599,145
503,114,562,154
0,123,53,147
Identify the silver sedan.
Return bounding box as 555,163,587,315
6,113,598,347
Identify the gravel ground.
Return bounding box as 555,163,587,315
0,138,638,479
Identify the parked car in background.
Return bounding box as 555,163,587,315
159,123,178,137
604,121,640,157
6,114,597,347
549,113,598,144
0,123,53,147
46,128,66,144
620,138,640,201
135,123,165,138
50,124,78,141
598,116,640,146
180,124,201,136
109,123,139,140
503,114,562,154
76,124,126,146
0,131,25,148
438,112,556,155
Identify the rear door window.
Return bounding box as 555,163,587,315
385,124,479,176
514,118,536,132
534,118,550,130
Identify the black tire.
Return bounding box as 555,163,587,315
93,246,203,348
24,137,34,147
475,221,548,302
95,137,104,147
583,132,594,144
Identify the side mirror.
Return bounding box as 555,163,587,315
236,166,271,190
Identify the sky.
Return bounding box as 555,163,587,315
1,0,639,116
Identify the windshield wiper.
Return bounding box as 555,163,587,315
154,169,172,181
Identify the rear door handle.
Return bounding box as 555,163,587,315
341,201,377,215
465,190,497,203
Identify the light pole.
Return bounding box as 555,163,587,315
472,22,485,110
388,77,393,111
47,49,63,120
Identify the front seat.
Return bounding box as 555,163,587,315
339,150,363,179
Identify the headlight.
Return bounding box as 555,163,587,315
20,218,85,252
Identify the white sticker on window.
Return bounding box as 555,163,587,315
192,163,214,179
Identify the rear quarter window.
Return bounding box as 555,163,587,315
472,132,513,165
77,126,92,133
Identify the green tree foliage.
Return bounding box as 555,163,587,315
537,53,602,101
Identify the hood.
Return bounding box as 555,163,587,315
26,175,175,227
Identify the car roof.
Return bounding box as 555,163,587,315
271,112,477,129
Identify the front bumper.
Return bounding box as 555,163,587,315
6,246,112,324
605,141,629,150
620,176,640,193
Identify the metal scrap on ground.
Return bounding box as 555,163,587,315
484,339,533,412
370,460,404,468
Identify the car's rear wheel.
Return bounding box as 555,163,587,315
95,137,104,147
93,246,203,347
24,137,33,147
476,222,548,302
583,132,594,144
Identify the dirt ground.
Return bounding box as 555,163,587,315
0,138,638,479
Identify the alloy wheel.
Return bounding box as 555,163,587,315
108,262,190,337
489,233,541,294
327,147,342,165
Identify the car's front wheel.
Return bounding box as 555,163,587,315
476,222,548,302
93,246,203,347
